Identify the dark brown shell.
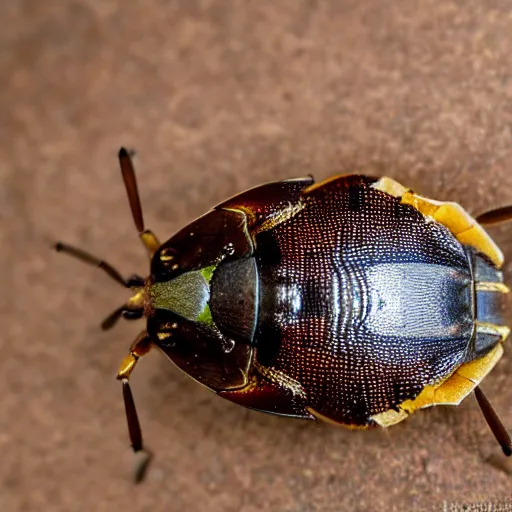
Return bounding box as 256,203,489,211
152,175,507,427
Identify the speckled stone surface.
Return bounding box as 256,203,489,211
2,1,512,511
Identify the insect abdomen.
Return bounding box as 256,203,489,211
255,176,477,426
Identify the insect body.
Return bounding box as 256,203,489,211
57,149,512,479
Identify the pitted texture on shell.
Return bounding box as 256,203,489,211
256,175,474,426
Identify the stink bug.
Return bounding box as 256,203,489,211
56,149,512,480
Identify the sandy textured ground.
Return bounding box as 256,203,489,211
2,1,512,511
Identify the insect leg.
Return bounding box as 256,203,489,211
118,147,160,257
55,243,145,330
476,205,512,225
474,386,511,457
54,242,144,288
101,305,127,331
117,331,154,482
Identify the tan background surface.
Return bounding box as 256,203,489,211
2,1,512,511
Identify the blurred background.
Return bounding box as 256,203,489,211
2,1,512,511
